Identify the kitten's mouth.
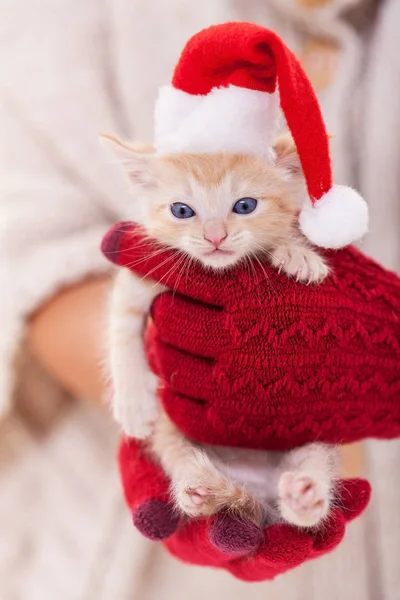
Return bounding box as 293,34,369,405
203,248,234,257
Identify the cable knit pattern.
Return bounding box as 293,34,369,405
102,222,400,451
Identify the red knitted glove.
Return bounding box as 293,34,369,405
101,222,381,576
102,222,400,451
120,437,371,582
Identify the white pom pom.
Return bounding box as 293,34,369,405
299,185,369,249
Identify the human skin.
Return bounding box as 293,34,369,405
27,276,111,404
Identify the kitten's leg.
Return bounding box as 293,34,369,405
277,443,339,527
109,268,165,438
271,238,329,283
150,414,259,520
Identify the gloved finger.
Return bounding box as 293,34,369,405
153,336,222,402
335,478,371,522
150,292,230,358
207,514,264,556
118,437,171,508
160,388,211,443
118,438,180,541
161,387,264,448
133,498,180,541
167,516,282,571
228,524,313,582
166,517,235,568
309,479,371,556
311,508,346,555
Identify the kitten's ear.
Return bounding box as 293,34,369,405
99,133,157,189
274,132,333,178
273,133,303,177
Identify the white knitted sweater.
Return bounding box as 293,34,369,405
1,0,399,414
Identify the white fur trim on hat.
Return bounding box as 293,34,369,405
299,185,369,249
154,85,279,160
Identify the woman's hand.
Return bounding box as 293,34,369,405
103,222,400,451
119,437,371,582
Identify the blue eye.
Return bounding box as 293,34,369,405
232,197,258,215
171,202,196,219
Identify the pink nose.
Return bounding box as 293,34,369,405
204,232,227,248
203,221,228,248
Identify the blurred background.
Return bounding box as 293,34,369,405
1,0,399,598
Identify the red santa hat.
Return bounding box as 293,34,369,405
154,22,368,250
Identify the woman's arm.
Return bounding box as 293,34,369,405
27,276,111,404
0,3,129,413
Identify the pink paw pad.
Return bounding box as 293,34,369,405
186,486,208,506
279,472,329,527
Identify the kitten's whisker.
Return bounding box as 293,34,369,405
123,247,168,264
172,254,190,298
170,255,187,292
184,255,196,287
140,252,179,282
147,258,183,293
105,231,165,256
252,243,275,261
163,262,186,290
123,247,170,269
178,253,193,287
251,252,269,279
253,253,277,296
159,254,186,288
250,244,280,293
241,256,255,298
246,255,263,301
240,254,251,280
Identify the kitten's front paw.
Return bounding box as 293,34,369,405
278,470,331,527
113,371,159,439
272,246,329,284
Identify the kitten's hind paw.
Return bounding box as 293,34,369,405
176,484,218,517
278,471,331,527
173,455,259,520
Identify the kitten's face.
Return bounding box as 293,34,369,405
103,136,305,269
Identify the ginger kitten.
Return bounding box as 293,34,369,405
103,134,337,529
